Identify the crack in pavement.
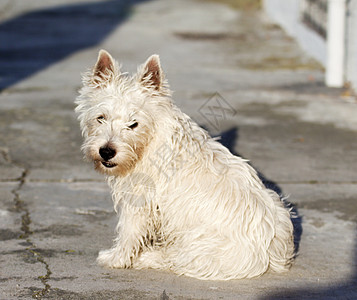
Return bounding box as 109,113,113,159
1,178,356,185
10,166,52,299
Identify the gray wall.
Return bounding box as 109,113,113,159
264,0,357,91
263,0,326,65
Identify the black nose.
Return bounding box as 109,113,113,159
99,146,116,161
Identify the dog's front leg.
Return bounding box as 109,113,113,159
97,205,147,269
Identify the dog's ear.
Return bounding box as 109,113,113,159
92,49,115,86
139,55,163,91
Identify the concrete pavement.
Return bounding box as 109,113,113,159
1,0,356,299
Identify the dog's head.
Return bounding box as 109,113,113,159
75,50,171,177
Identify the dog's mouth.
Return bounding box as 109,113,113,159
101,161,117,168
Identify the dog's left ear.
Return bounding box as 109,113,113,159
139,55,163,91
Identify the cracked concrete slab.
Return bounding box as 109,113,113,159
0,0,356,299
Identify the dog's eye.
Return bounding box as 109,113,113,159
96,115,105,124
128,121,138,129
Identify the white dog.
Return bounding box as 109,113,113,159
75,50,294,280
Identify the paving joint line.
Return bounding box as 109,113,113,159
277,181,357,185
2,178,356,185
0,178,105,183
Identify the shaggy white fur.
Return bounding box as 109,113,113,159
75,50,295,280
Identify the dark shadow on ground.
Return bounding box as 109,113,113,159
218,129,356,299
218,127,303,255
264,233,357,299
0,0,148,91
271,80,345,97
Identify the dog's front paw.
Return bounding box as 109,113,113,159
97,248,131,268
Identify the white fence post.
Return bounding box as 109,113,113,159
325,0,346,87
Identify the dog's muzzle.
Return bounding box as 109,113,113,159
99,146,116,161
99,146,118,168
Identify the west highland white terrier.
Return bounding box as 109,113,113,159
75,50,294,280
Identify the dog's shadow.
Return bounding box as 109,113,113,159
216,127,303,254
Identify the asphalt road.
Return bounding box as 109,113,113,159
1,0,357,299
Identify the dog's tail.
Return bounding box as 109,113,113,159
268,192,295,272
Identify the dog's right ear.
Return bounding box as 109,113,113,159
92,49,115,86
